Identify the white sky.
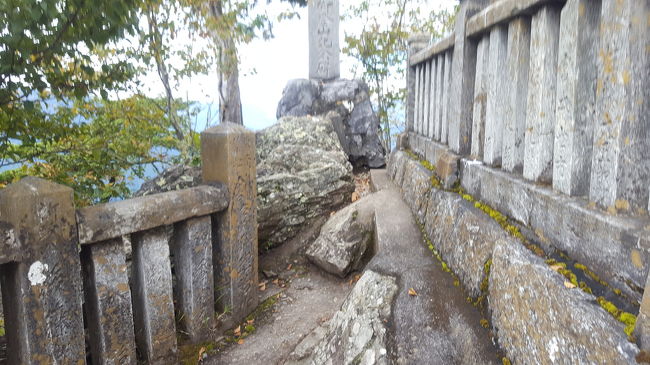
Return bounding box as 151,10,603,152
144,0,458,131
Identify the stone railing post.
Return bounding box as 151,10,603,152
0,177,86,363
448,0,488,155
201,122,258,328
407,34,430,133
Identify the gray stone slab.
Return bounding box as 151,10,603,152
0,177,86,364
409,33,455,65
434,55,445,141
428,57,437,139
470,34,490,160
589,0,650,214
466,0,570,37
460,160,650,299
636,273,650,351
131,226,178,363
424,58,432,138
552,0,600,197
407,35,430,132
77,184,228,244
415,65,422,136
523,5,561,183
448,0,486,154
483,24,508,167
490,239,639,364
172,216,215,342
441,51,453,145
308,0,340,80
82,238,137,364
202,123,259,326
501,17,531,173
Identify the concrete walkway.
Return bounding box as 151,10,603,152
368,169,500,364
204,169,500,364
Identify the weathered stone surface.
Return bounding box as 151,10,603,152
448,0,486,154
305,200,374,277
401,159,433,222
423,58,433,138
409,33,455,66
135,164,201,197
490,239,639,364
429,57,438,139
466,0,563,37
308,0,339,80
421,138,461,189
292,270,398,365
635,273,650,351
414,65,421,134
82,238,137,364
407,34,430,132
434,55,445,141
552,0,600,197
470,34,490,160
131,226,178,363
0,177,86,364
423,189,507,297
202,122,259,327
460,160,650,300
440,51,452,144
256,116,354,248
502,16,531,173
172,216,215,342
589,0,650,214
77,184,228,244
276,78,386,168
523,5,561,183
483,24,508,167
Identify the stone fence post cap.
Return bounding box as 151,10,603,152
203,122,252,136
0,176,73,198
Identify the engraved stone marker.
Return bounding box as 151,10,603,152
309,0,340,80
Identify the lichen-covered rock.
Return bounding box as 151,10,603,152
490,239,639,364
256,115,354,248
276,78,385,168
135,116,354,249
134,164,201,197
286,270,397,365
305,201,374,277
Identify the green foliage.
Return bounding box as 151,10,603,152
343,1,457,151
0,96,194,206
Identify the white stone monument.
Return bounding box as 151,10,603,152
308,0,340,80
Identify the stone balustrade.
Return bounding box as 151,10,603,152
407,0,649,215
0,122,258,364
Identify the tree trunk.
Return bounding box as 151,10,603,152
209,1,243,125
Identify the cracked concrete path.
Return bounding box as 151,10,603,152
368,169,501,364
205,169,501,365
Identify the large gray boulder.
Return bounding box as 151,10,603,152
135,115,354,249
277,78,386,168
256,115,355,248
305,199,374,277
286,270,397,365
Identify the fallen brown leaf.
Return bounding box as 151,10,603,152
233,325,241,337
237,339,245,345
549,264,563,272
247,319,255,325
287,264,292,271
351,192,360,202
408,288,418,296
197,346,206,362
258,282,266,291
564,281,576,289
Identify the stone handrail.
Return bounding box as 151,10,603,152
0,122,259,364
407,0,649,214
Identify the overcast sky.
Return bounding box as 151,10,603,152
149,1,458,131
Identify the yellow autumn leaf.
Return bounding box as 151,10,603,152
408,288,418,296
564,281,576,289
